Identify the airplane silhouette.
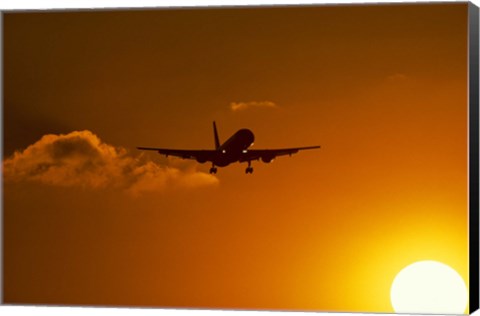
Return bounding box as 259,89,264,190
137,122,320,174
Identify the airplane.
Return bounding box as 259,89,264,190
137,122,320,174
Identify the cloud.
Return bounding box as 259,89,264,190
386,73,409,82
230,101,277,112
3,130,218,196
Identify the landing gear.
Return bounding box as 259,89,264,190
245,161,254,174
209,163,217,174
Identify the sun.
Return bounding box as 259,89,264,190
390,260,468,314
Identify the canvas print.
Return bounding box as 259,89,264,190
2,2,479,314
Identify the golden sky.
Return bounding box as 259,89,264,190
3,3,469,313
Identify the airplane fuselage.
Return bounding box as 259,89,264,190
213,129,255,167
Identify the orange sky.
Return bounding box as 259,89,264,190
3,3,470,313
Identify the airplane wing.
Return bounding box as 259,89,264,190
240,146,320,163
137,147,216,161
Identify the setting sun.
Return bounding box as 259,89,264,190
390,261,468,314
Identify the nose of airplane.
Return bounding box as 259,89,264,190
240,129,255,145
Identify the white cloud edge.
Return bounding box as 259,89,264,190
0,306,413,316
0,0,474,10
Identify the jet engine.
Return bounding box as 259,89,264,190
196,156,208,164
261,155,274,163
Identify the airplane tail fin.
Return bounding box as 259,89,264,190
213,121,220,149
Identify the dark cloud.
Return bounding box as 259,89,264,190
3,130,218,196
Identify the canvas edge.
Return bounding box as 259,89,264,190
0,1,471,14
0,10,4,306
469,1,480,314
